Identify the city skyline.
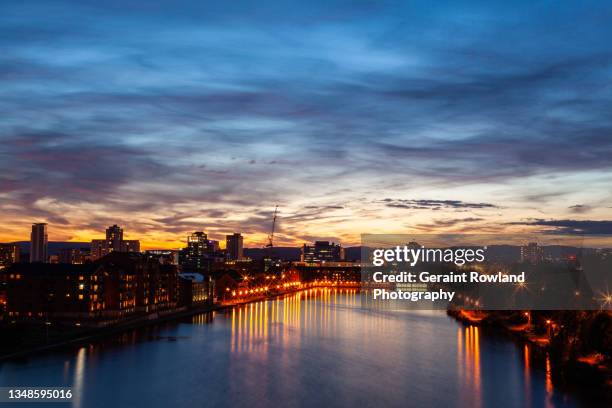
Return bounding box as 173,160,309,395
2,0,612,248
4,221,612,253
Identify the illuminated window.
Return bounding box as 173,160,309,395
79,284,84,290
78,294,84,300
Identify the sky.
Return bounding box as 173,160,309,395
1,0,612,249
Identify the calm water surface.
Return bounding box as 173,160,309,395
0,290,597,408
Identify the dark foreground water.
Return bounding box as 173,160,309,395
0,289,600,408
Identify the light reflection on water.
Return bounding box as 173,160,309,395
0,289,590,408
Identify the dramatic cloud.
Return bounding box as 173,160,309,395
382,199,497,210
569,205,592,214
416,217,484,230
508,220,612,235
1,0,612,246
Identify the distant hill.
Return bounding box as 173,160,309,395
13,241,90,255
245,246,363,261
244,247,301,261
482,245,522,263
344,247,363,262
8,242,302,259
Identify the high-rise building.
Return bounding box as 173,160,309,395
521,242,543,264
301,241,344,263
90,225,140,260
226,233,244,261
179,232,216,273
30,223,48,263
0,244,20,269
106,224,123,252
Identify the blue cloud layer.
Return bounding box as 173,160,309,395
1,0,612,243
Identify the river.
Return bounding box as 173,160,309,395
0,289,598,407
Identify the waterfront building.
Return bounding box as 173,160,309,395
212,269,244,300
301,241,345,263
226,233,244,261
30,223,48,263
1,262,103,320
179,273,213,306
0,252,182,322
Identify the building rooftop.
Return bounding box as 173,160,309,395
1,262,99,276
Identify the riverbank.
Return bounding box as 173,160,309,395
0,284,358,362
448,308,612,400
0,303,217,362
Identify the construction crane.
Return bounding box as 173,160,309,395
264,206,278,272
266,205,278,249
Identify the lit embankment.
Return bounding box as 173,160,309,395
449,308,612,393
221,280,361,305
